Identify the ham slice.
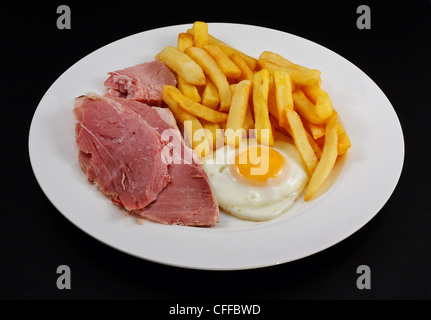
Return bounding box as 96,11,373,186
109,98,219,226
74,93,170,211
74,94,219,227
104,60,176,106
126,102,219,227
138,150,219,227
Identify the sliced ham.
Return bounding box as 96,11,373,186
138,150,220,227
74,93,170,211
104,60,176,106
74,93,219,227
113,98,219,226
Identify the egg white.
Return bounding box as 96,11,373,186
203,138,309,221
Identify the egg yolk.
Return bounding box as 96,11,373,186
231,146,286,184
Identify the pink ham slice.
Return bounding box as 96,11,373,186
108,98,219,226
138,151,220,227
104,60,176,106
74,94,219,227
74,93,170,211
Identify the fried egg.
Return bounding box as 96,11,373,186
203,137,309,221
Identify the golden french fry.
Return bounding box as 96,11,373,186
315,135,325,148
292,89,331,124
270,114,290,136
201,80,220,109
252,69,274,146
185,46,232,112
214,40,257,70
177,76,201,103
286,108,318,175
219,120,227,131
304,121,326,140
260,51,311,72
225,80,252,147
271,114,322,160
187,28,257,70
267,81,278,119
337,122,351,155
231,53,254,82
273,70,293,128
258,58,321,87
162,85,209,155
165,85,228,123
302,85,333,121
192,21,208,48
304,112,339,201
243,103,255,133
204,45,241,79
306,132,323,160
157,46,206,86
177,33,194,52
200,119,224,150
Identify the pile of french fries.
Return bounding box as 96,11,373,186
156,21,351,201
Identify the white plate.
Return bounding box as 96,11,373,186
29,23,404,270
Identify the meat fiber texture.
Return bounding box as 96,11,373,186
104,60,176,106
74,93,171,211
74,93,219,227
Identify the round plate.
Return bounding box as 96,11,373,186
28,23,404,270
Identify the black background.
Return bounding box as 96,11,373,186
1,0,430,301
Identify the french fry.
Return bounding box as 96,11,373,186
177,33,194,52
258,58,321,87
303,121,326,140
273,70,293,128
260,51,311,72
200,119,224,150
192,21,208,48
252,69,274,146
233,78,255,132
157,46,206,86
231,53,254,82
286,108,318,175
219,120,227,131
270,114,290,137
302,85,333,121
304,112,339,201
337,122,351,155
177,76,201,103
243,103,255,132
201,81,220,109
306,132,323,160
225,80,252,147
185,46,232,112
164,85,228,123
187,28,257,70
204,44,241,79
271,114,323,160
162,85,209,155
212,38,257,70
292,89,331,124
267,81,278,119
315,135,325,148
